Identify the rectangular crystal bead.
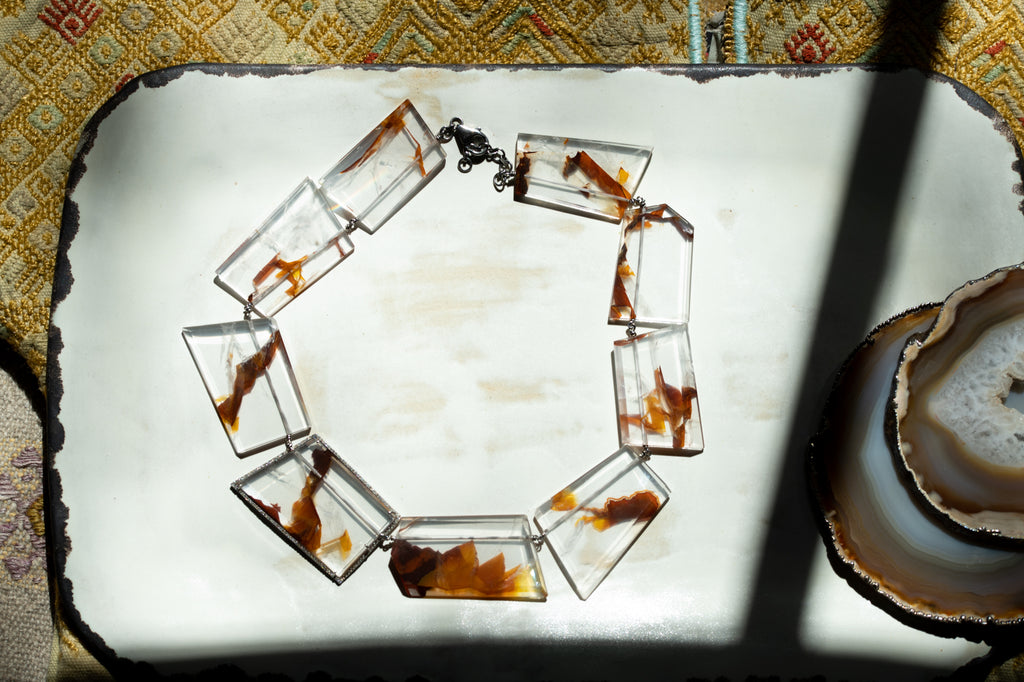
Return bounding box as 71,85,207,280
388,515,547,601
612,325,704,455
214,178,355,317
319,99,446,234
609,203,694,328
231,435,399,585
182,318,310,457
534,446,670,600
513,133,652,222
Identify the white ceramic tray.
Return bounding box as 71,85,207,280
49,65,1024,680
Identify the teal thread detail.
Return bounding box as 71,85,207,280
28,104,63,131
503,7,534,28
733,0,748,63
984,64,1008,83
407,32,435,53
971,53,991,69
372,29,394,54
689,0,702,63
503,32,540,53
859,41,882,62
88,35,123,65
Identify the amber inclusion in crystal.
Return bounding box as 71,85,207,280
610,203,694,328
319,99,446,234
232,435,399,585
388,515,547,601
613,325,703,455
182,318,310,457
535,446,669,600
513,133,652,222
214,178,355,317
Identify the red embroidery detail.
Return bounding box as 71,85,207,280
115,73,135,91
986,40,1007,56
38,0,102,46
529,13,554,37
363,52,379,64
784,23,835,64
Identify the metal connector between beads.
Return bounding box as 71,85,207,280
436,117,515,192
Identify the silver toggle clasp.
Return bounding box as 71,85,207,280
453,123,491,172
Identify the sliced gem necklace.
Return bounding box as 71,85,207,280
182,100,703,601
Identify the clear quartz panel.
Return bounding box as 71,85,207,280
214,178,355,317
534,446,670,600
388,515,547,601
609,203,694,328
513,133,652,222
612,325,703,455
182,318,310,457
231,435,399,585
319,99,446,234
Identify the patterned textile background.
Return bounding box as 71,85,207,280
3,0,1024,678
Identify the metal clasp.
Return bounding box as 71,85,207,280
436,116,516,191
453,123,491,172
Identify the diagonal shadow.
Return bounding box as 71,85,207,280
739,0,947,654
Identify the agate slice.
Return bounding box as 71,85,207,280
319,99,446,234
809,305,1024,632
232,435,399,585
387,515,546,601
182,318,310,456
609,203,694,328
534,446,669,600
893,265,1024,542
513,134,651,222
215,178,355,317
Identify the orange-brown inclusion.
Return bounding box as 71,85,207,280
513,154,532,196
622,367,697,449
610,243,636,320
389,539,527,598
282,448,332,552
562,150,631,203
550,488,578,511
216,330,282,431
644,205,693,239
251,496,282,523
254,254,308,298
318,530,353,559
577,490,660,532
340,102,426,177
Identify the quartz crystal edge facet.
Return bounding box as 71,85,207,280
513,133,653,223
213,178,356,317
181,318,312,458
608,203,695,329
318,99,448,234
388,514,547,601
533,446,670,600
612,325,704,456
231,434,400,586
